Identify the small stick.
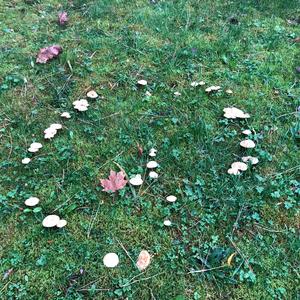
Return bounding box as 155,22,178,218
116,238,136,267
188,265,226,274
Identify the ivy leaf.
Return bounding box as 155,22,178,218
36,45,62,64
100,170,127,193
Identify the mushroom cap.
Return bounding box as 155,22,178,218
22,157,31,164
75,105,88,112
24,197,40,207
240,139,256,149
146,161,158,169
242,156,259,165
231,162,248,171
44,132,56,139
174,92,181,96
56,219,67,228
191,81,199,87
50,123,62,130
44,127,57,134
223,107,250,119
225,89,233,94
61,112,71,119
42,215,60,228
137,79,147,86
129,174,143,186
149,148,157,157
211,85,221,91
227,168,241,175
73,99,89,107
103,253,119,268
199,81,206,86
166,195,177,202
30,142,43,149
149,171,158,179
145,91,152,97
86,90,98,99
163,219,172,226
242,129,252,135
136,250,151,271
28,147,39,153
205,87,212,92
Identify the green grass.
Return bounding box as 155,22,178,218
0,0,299,299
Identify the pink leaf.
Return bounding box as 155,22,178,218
36,45,62,64
58,11,68,26
100,170,127,193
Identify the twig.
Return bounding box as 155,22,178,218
188,265,226,274
115,238,136,267
87,202,101,238
254,223,286,233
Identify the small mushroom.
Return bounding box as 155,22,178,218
56,219,67,228
231,162,248,171
145,91,152,97
137,79,147,86
227,168,241,175
242,156,259,165
149,171,158,179
166,195,177,203
42,215,60,228
191,81,199,87
22,158,31,165
225,89,233,95
136,250,151,271
86,90,98,99
73,99,89,112
223,107,250,119
163,219,172,226
174,91,181,97
61,112,71,119
240,139,256,149
24,197,40,207
146,161,158,169
30,142,43,149
28,147,39,153
242,129,252,135
149,148,157,157
50,123,62,130
129,174,143,186
103,253,119,268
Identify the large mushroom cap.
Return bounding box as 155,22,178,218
136,250,151,271
22,157,31,165
137,79,147,86
86,90,98,99
30,142,43,149
42,215,60,228
146,161,158,169
149,171,158,179
129,174,143,186
56,219,67,228
166,195,177,203
25,197,40,207
231,162,248,171
28,147,39,153
240,139,256,149
103,253,119,268
242,156,259,165
50,123,62,130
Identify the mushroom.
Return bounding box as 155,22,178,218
227,168,241,175
137,79,147,86
145,91,152,97
73,99,89,112
136,250,151,271
42,215,60,228
166,195,177,203
226,89,233,95
242,156,259,165
56,219,67,228
86,90,98,99
149,171,158,179
103,253,119,268
50,123,62,130
223,107,250,119
231,162,248,171
22,158,31,164
163,219,172,226
149,148,157,157
240,139,256,149
191,81,199,87
61,112,71,119
242,129,252,135
24,197,40,207
129,174,143,186
28,147,39,153
30,142,42,149
146,161,158,169
206,85,221,93
174,92,181,97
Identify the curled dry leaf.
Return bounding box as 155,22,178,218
136,250,151,271
58,11,68,26
36,45,62,64
100,170,127,193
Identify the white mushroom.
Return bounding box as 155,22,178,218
136,250,151,271
149,171,158,179
199,81,205,86
145,91,152,97
22,158,31,165
166,195,177,203
223,107,250,119
61,112,71,119
191,81,199,87
30,142,42,149
163,219,172,226
137,79,147,86
240,139,256,149
231,162,248,171
103,253,119,268
86,90,98,99
227,168,241,175
146,161,158,169
129,174,143,186
226,89,233,95
44,127,57,134
50,123,62,130
205,87,212,93
242,129,252,135
28,147,39,153
42,215,60,228
73,99,89,112
44,132,56,139
56,219,67,228
74,105,88,112
174,92,181,97
149,148,157,157
24,197,40,207
242,156,259,165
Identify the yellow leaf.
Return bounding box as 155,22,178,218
227,252,236,266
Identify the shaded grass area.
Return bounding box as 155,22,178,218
0,0,299,299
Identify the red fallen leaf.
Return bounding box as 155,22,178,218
58,11,68,25
36,45,62,64
100,170,127,193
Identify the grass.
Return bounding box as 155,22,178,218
0,0,299,299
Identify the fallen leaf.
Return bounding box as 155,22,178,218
100,170,127,193
227,252,236,266
137,143,143,157
36,45,62,64
136,250,151,271
58,11,68,25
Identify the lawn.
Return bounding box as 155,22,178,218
0,0,299,299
